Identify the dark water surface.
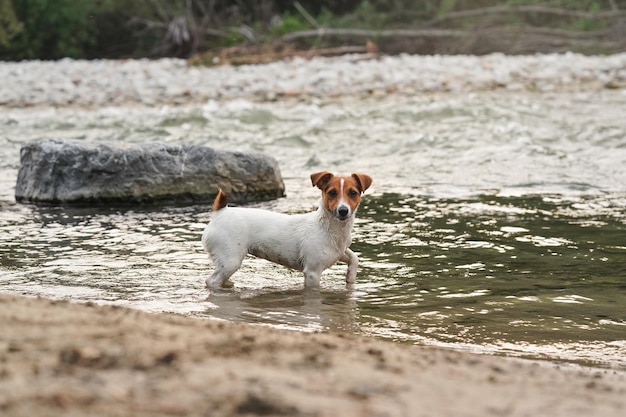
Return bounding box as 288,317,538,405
1,91,625,368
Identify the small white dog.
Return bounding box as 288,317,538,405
201,171,372,288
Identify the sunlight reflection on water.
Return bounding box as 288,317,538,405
1,91,626,369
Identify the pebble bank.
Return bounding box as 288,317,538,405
2,52,626,107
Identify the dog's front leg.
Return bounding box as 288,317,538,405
340,248,359,283
303,266,323,287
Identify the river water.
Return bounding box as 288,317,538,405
1,90,625,369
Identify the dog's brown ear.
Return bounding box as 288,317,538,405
352,173,373,193
310,171,334,190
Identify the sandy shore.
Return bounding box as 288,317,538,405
1,294,624,417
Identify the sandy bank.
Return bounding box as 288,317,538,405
1,294,624,417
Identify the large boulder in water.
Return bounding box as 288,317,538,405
15,138,285,205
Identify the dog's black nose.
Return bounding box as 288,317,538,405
338,206,349,218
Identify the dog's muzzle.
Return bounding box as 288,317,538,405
336,205,350,220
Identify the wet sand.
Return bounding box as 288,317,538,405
1,293,624,416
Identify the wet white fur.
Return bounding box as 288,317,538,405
201,202,358,288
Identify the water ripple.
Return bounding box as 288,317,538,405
2,91,626,369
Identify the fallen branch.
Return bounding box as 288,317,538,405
456,25,624,54
281,24,619,43
426,5,626,26
282,28,466,42
486,25,617,40
189,44,373,66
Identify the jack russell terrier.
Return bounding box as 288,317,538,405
201,171,372,288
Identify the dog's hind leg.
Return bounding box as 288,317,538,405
206,255,243,289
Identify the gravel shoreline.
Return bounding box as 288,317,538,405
2,53,626,107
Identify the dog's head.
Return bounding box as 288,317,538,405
310,171,373,221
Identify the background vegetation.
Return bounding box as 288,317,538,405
1,0,625,61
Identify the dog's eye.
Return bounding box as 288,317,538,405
327,189,338,198
348,189,358,198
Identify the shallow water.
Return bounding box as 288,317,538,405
1,91,625,369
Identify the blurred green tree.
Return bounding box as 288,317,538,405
1,0,625,60
1,0,102,59
0,0,23,48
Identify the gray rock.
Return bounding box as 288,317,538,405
15,138,285,205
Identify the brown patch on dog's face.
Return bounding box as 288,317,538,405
311,172,373,220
